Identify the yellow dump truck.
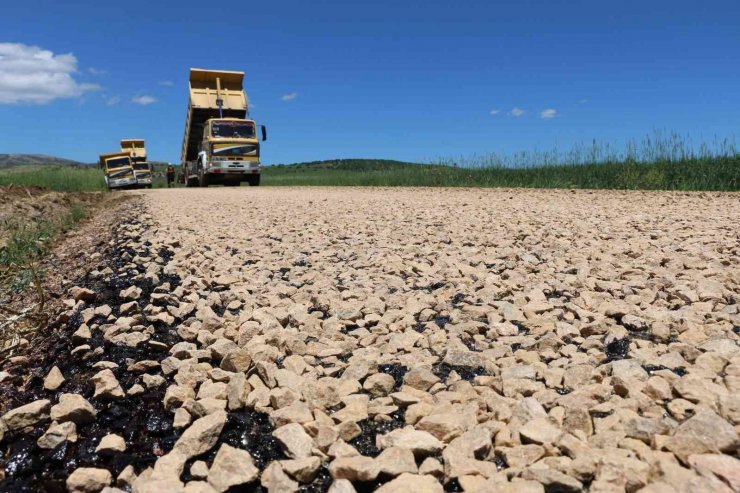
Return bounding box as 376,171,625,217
98,151,137,190
121,139,153,188
181,68,267,187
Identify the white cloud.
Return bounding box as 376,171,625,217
88,67,107,76
132,95,156,105
281,92,297,102
159,80,174,86
509,107,525,117
105,96,120,106
578,98,588,104
0,42,100,104
540,108,558,119
489,109,500,116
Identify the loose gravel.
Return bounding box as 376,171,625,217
1,187,739,493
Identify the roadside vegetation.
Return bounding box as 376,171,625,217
0,165,177,191
0,200,88,351
1,204,86,289
265,133,739,191
0,166,106,192
0,162,115,349
0,133,737,192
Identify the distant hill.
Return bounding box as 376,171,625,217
267,159,429,171
0,154,88,169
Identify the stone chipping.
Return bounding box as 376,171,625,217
1,187,739,493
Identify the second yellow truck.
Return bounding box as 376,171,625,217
181,68,267,187
121,139,153,188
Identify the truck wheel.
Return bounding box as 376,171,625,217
247,175,261,187
199,171,209,187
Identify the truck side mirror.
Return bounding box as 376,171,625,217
261,125,267,142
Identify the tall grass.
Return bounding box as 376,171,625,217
1,204,88,295
0,132,737,191
438,132,737,169
264,132,739,191
0,164,178,190
0,166,106,192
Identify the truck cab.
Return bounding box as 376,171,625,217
121,139,153,188
98,152,137,190
197,118,264,186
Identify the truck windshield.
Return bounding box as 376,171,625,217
212,121,255,139
106,158,130,169
133,162,150,171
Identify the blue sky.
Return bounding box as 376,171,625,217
1,0,738,165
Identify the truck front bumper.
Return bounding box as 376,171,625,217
109,177,137,188
208,161,260,174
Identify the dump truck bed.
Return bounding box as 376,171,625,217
181,68,249,163
121,139,147,162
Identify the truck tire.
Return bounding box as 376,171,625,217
199,171,209,187
247,175,261,187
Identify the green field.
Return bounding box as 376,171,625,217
0,166,107,192
1,133,738,191
263,155,739,190
0,165,175,191
264,134,739,191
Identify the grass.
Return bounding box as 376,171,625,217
0,166,106,192
0,132,737,191
263,155,739,190
0,204,88,296
0,205,88,351
264,133,739,191
0,165,175,190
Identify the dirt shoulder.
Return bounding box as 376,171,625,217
0,186,103,249
0,187,133,356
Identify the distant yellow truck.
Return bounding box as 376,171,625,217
121,139,153,188
98,152,137,190
181,68,267,187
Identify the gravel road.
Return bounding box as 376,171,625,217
1,187,739,492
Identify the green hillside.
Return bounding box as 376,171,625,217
0,154,87,169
